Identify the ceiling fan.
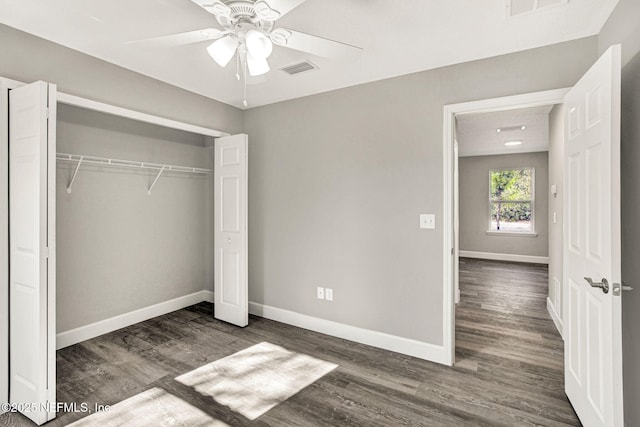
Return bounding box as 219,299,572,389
131,0,362,105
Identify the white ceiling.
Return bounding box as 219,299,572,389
0,0,618,109
456,105,555,157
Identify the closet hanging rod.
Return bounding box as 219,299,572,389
56,153,212,174
56,153,212,194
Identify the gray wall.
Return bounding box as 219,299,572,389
598,0,640,424
0,25,243,135
547,105,564,319
0,25,242,331
459,152,549,257
244,37,597,344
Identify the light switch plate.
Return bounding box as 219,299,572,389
420,214,436,229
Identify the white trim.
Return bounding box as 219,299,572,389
248,302,449,365
0,75,228,138
0,76,22,89
56,291,212,349
443,88,570,366
0,80,9,408
459,250,549,264
202,290,214,303
459,146,549,158
547,297,564,338
485,231,538,237
57,93,229,138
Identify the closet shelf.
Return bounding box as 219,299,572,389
56,153,212,195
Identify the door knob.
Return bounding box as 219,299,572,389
227,237,232,244
584,277,609,294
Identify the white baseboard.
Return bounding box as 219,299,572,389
56,290,212,350
248,302,448,365
459,250,549,264
56,290,447,365
547,297,564,339
202,290,214,303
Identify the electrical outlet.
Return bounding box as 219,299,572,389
325,288,333,301
317,287,325,300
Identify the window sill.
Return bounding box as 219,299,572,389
486,231,538,237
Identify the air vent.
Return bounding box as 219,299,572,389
280,60,318,76
506,0,568,17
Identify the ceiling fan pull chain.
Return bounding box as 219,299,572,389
243,50,248,108
235,53,241,81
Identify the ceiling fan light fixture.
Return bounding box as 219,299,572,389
246,30,273,59
246,52,270,76
207,35,239,67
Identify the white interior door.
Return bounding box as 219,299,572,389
9,81,56,425
563,45,622,427
214,134,248,327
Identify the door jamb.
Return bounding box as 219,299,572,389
0,77,21,411
442,88,570,365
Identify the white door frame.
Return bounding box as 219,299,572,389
0,77,22,412
442,88,570,365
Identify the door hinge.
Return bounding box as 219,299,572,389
45,108,50,119
44,247,50,259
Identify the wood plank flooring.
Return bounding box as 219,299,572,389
0,258,580,426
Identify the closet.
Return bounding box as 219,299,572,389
1,78,248,425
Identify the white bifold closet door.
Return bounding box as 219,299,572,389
9,81,56,425
214,134,248,327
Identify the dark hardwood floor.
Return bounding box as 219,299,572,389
1,258,580,426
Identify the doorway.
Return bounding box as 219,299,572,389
444,45,624,426
442,88,569,366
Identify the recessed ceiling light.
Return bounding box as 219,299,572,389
497,125,526,133
504,140,523,146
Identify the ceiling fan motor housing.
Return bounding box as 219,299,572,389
216,1,276,32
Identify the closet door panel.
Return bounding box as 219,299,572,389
8,81,56,425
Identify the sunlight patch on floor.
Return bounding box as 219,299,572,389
176,341,338,420
68,387,228,427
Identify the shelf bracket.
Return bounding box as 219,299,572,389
66,156,84,194
148,165,167,195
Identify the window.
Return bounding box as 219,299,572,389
489,168,534,233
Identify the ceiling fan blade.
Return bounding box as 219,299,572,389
262,0,307,18
270,28,362,60
126,28,227,47
191,0,232,17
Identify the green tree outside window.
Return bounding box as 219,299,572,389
489,168,534,232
